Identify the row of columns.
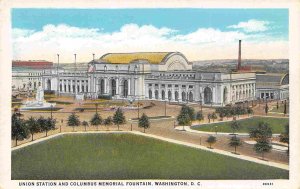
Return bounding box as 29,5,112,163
231,83,255,102
146,84,195,102
59,79,89,94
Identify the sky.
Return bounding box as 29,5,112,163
12,9,289,63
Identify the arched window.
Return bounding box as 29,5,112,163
175,91,179,101
168,91,172,101
99,79,105,94
182,92,186,101
189,91,193,102
161,90,165,100
155,90,159,99
111,79,116,96
149,90,152,99
123,80,128,98
204,87,212,104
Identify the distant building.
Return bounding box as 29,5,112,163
256,73,289,100
12,60,53,91
12,60,53,69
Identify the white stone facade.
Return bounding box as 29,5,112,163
37,52,256,106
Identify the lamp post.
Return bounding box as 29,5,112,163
74,54,77,96
50,104,53,120
200,100,203,112
215,126,218,135
164,100,167,117
60,119,63,133
57,54,60,96
137,98,140,119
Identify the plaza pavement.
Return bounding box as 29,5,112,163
12,98,289,165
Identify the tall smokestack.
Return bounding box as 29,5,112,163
237,40,241,70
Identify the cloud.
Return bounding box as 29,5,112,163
228,19,270,33
12,23,287,62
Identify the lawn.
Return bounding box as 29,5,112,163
270,104,289,114
12,133,288,180
192,117,289,134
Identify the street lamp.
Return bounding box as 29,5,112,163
164,100,167,117
215,126,218,135
50,104,53,120
137,98,140,119
60,119,63,133
200,100,203,112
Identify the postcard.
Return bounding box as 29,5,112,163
1,0,300,189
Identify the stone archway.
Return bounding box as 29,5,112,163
168,91,172,101
149,90,152,99
161,90,165,100
155,90,159,99
175,91,179,101
188,91,193,102
204,87,212,104
98,79,105,94
122,80,129,98
182,91,186,101
111,79,116,96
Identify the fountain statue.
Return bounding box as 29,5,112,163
20,86,56,110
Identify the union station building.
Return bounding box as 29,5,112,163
40,51,258,106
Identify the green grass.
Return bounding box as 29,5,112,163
270,104,289,114
12,133,288,180
192,117,289,134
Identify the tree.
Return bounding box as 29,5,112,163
138,113,150,133
206,135,217,149
113,108,126,130
180,105,195,121
229,135,242,154
249,122,272,140
11,114,29,146
82,121,89,131
90,113,102,131
247,107,253,117
207,113,212,123
195,111,204,122
177,111,191,130
26,116,41,141
103,116,113,131
67,113,80,132
219,111,225,121
211,112,217,122
254,139,272,160
230,120,241,134
42,117,56,136
279,123,289,155
265,103,269,115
